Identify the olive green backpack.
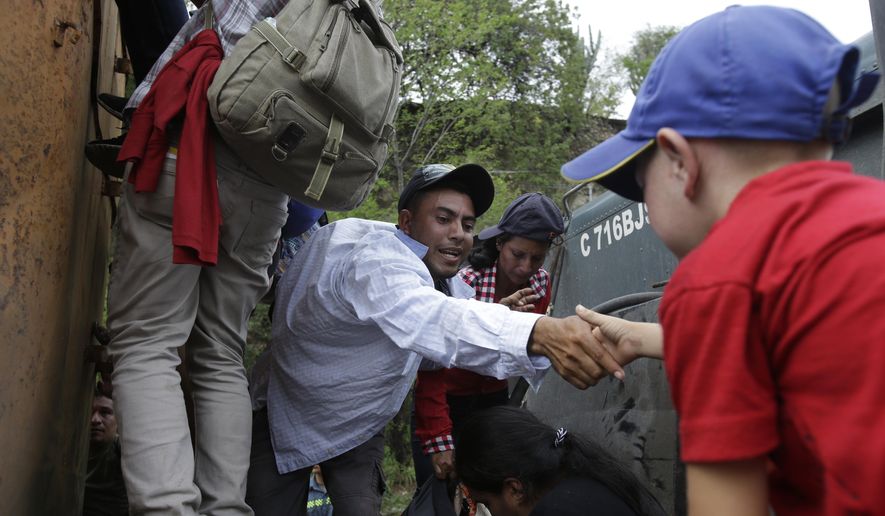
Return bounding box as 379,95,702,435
208,0,402,210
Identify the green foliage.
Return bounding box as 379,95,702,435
617,25,681,95
327,178,399,224
245,303,272,374
478,174,523,232
381,388,417,514
316,1,628,220
372,0,619,204
381,441,416,515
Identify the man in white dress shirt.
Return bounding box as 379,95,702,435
246,163,624,516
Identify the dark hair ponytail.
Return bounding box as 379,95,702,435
455,406,664,515
467,235,512,269
557,432,662,515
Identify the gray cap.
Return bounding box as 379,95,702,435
478,192,564,242
397,163,495,216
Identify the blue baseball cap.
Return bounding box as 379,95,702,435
561,5,880,202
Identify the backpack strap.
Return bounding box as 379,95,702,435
203,0,214,30
305,114,345,201
253,19,307,71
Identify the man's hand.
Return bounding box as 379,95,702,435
499,287,540,313
528,315,626,389
575,305,664,362
431,450,455,480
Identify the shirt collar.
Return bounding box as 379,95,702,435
395,229,428,259
449,275,476,299
394,229,473,299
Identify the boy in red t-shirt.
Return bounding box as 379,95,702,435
560,5,884,516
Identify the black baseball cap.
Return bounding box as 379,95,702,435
397,163,495,217
478,192,564,242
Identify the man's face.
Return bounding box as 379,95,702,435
90,395,118,444
400,188,476,280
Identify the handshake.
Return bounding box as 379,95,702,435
527,305,664,389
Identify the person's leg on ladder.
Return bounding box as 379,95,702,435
189,139,288,515
108,156,203,515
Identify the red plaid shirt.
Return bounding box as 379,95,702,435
458,265,549,304
415,265,551,454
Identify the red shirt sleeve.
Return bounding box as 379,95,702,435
414,369,454,454
661,282,779,463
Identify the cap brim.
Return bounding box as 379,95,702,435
477,224,504,240
561,132,654,202
398,163,495,216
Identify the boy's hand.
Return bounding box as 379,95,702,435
499,287,540,312
528,316,625,389
575,305,664,362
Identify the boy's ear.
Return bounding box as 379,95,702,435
398,209,413,235
503,477,526,505
656,128,701,199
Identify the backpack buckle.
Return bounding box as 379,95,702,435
284,48,306,71
272,122,307,162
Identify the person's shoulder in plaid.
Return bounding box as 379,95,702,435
528,267,550,299
457,265,481,288
458,264,496,302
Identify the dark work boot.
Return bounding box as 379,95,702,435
97,93,129,121
85,134,127,178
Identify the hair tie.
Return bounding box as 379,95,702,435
553,427,568,448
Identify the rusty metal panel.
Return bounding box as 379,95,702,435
0,1,121,514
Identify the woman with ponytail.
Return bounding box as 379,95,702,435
455,406,665,516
